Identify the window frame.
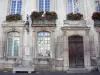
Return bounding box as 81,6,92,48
37,31,52,58
7,31,20,58
38,0,50,12
94,0,100,12
67,0,80,13
10,0,22,14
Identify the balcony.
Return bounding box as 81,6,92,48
2,14,25,27
64,13,86,27
30,11,57,27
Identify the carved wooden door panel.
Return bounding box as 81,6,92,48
69,36,84,68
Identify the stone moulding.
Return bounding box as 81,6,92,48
2,20,25,27
31,20,56,27
64,20,86,26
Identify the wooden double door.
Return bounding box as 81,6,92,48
68,36,84,68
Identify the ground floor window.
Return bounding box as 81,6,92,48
7,32,19,56
37,31,51,57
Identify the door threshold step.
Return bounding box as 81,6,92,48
13,67,35,73
67,68,89,73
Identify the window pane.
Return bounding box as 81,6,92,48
39,0,50,11
17,0,22,14
95,0,100,12
8,38,13,56
45,0,50,11
68,0,79,13
8,50,12,56
14,39,19,56
73,0,79,13
38,32,51,57
10,0,22,14
11,1,16,14
68,0,72,13
14,50,18,56
39,0,44,11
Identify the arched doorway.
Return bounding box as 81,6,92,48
68,35,84,68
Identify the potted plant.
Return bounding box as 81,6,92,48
92,12,100,27
92,12,100,20
45,11,58,20
6,14,22,22
67,13,83,20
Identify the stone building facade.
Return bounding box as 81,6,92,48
0,0,100,72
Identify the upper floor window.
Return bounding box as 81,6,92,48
68,0,79,13
10,0,22,14
39,0,50,11
95,0,100,12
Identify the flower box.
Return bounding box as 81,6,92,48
6,14,22,22
67,13,83,20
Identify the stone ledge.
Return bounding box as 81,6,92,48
2,20,25,27
61,26,90,30
31,20,56,27
13,67,34,73
64,20,86,26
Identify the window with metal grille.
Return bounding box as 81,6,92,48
37,31,51,57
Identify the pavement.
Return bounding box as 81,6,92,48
0,71,100,75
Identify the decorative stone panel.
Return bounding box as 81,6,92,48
31,20,56,27
2,21,25,27
64,20,86,26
